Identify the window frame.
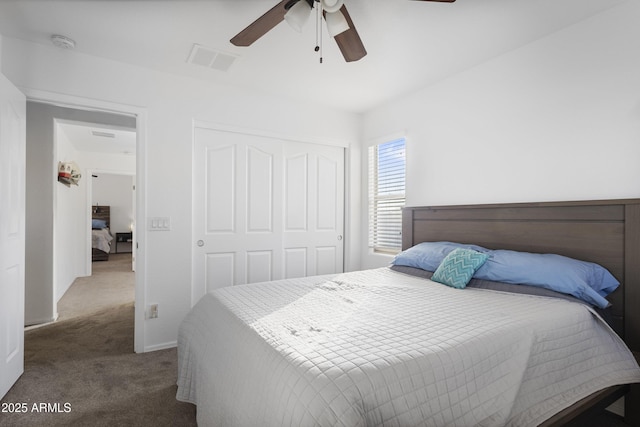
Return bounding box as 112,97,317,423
367,137,406,254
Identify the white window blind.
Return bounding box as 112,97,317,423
368,138,406,253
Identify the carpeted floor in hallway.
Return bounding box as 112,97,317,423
0,254,197,427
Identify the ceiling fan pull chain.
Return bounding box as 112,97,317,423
315,0,323,63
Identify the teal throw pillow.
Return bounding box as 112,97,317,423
431,248,489,289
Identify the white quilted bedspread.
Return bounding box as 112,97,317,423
176,268,640,427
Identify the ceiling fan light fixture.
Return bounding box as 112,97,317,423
321,0,344,13
284,0,312,33
325,10,349,37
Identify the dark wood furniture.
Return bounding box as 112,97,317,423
115,232,132,253
91,205,111,262
402,198,640,426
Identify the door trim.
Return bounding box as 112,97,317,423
21,88,147,353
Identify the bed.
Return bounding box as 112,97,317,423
177,199,640,426
91,205,113,262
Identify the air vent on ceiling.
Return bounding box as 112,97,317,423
187,44,238,72
92,130,116,138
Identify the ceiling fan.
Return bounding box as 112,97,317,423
230,0,456,63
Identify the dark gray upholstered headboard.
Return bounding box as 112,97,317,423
402,199,640,352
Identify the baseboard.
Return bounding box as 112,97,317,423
143,340,177,353
24,315,58,328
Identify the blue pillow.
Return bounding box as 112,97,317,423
474,250,619,309
392,241,489,271
92,219,107,229
431,248,489,289
393,241,619,308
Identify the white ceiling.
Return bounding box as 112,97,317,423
0,0,626,113
57,121,136,156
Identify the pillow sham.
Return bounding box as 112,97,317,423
92,219,107,229
392,241,488,272
474,250,618,309
431,248,489,289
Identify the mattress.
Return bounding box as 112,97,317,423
176,267,640,426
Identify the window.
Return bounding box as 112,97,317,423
368,138,406,254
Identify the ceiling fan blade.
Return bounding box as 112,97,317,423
230,0,290,47
332,5,367,62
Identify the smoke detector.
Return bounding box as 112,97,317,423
51,34,76,50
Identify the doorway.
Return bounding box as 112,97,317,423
54,121,136,309
89,172,136,273
24,96,146,353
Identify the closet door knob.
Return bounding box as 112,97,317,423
197,240,205,247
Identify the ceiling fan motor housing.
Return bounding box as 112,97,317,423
321,0,344,13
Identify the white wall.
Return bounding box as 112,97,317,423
92,173,134,248
82,151,136,176
54,124,86,305
2,37,360,350
361,1,640,268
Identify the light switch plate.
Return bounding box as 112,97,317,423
148,217,171,231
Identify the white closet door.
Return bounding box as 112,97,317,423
0,72,26,399
192,127,344,304
282,142,344,279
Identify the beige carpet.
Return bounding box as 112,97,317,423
0,255,197,427
56,253,135,320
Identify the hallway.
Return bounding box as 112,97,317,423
57,253,134,320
